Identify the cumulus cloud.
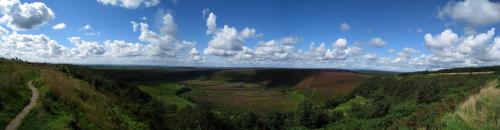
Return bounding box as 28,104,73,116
339,23,351,32
204,26,246,56
0,12,200,65
136,13,195,57
204,12,259,56
424,29,459,50
103,40,144,57
324,38,361,60
252,38,298,60
308,38,361,61
188,48,205,62
0,0,55,30
97,0,160,9
206,12,217,35
439,0,500,26
68,37,106,57
52,23,66,30
0,33,68,58
369,37,386,47
422,28,499,68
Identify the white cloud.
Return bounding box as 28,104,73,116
308,38,362,61
68,37,106,57
0,13,200,65
333,38,347,48
439,0,500,26
363,53,378,61
369,37,386,47
204,12,259,57
0,26,9,39
97,0,160,9
160,13,177,37
339,23,351,32
252,38,297,60
422,28,499,68
79,25,92,31
0,0,54,30
137,13,194,57
79,25,100,36
206,12,217,35
131,21,139,32
0,33,68,58
457,28,495,54
204,26,245,56
424,29,459,50
51,23,66,30
103,40,144,57
188,48,205,62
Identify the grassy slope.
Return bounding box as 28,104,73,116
0,60,37,129
331,96,369,116
138,83,194,109
443,80,500,130
324,73,499,129
19,69,148,130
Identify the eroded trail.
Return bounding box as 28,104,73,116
5,81,38,130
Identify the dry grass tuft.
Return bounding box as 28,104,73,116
445,80,500,129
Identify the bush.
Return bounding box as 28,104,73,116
267,111,286,130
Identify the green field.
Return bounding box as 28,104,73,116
138,83,195,109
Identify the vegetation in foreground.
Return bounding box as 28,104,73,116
442,80,500,130
0,58,35,129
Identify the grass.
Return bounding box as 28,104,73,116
181,80,301,116
138,83,195,109
0,62,37,129
331,96,368,116
19,69,148,130
443,80,500,130
287,91,308,102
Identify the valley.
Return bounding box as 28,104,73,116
0,58,499,129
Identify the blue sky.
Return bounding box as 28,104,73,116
1,0,500,71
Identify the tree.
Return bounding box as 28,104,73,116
297,100,314,128
238,111,258,129
267,111,285,130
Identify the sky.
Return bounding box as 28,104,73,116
1,0,500,71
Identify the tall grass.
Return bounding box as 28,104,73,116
19,69,149,130
443,80,500,129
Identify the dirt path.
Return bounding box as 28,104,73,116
5,81,38,130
